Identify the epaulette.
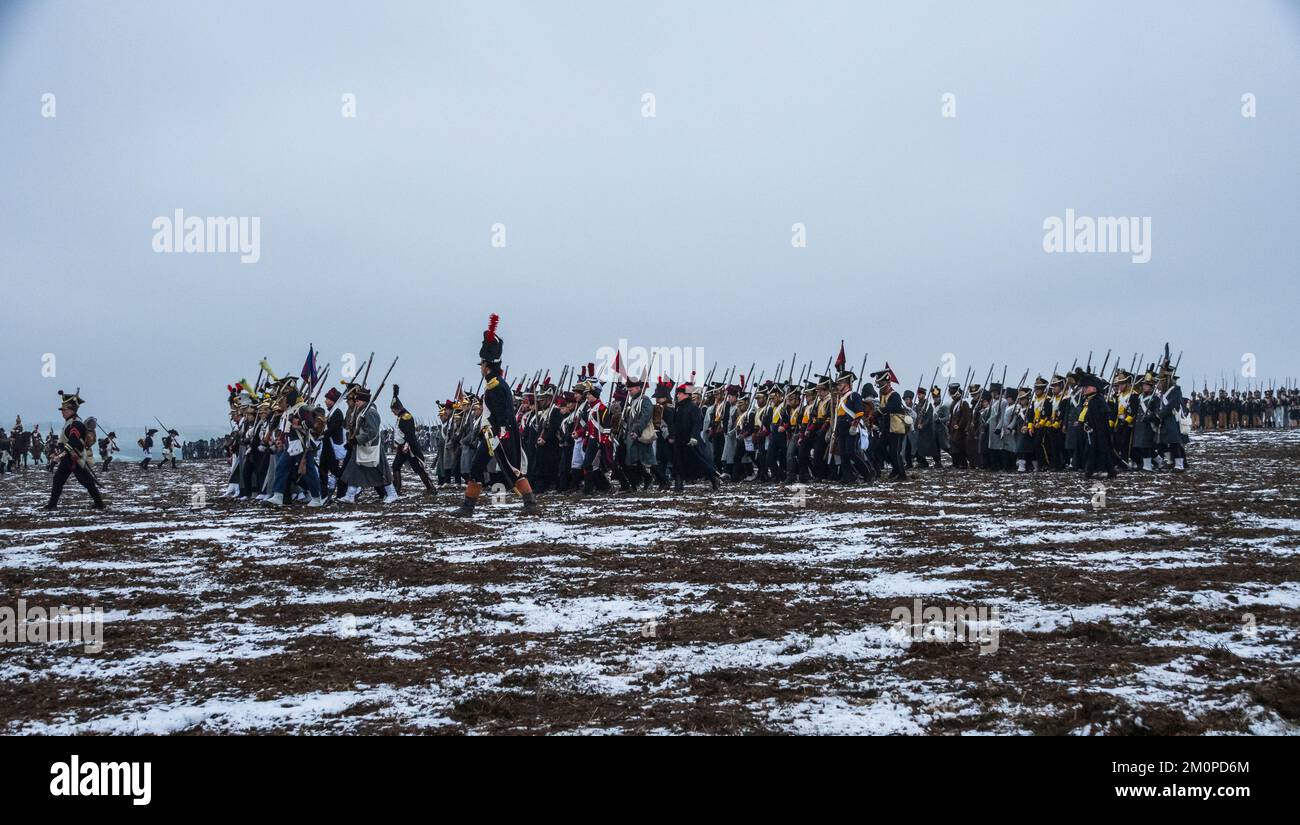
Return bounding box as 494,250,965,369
401,412,413,421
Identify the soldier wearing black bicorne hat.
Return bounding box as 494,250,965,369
669,378,720,493
390,384,435,496
833,369,878,483
138,428,157,469
1076,372,1118,479
1155,355,1187,472
46,390,105,511
1109,369,1138,470
529,380,564,494
871,365,908,481
452,314,541,517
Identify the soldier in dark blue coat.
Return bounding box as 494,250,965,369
833,370,877,482
452,314,541,516
670,380,719,492
1157,363,1187,472
390,385,434,496
1078,373,1117,479
47,391,105,510
870,365,908,481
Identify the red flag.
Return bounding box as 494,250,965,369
612,350,624,380
834,340,846,372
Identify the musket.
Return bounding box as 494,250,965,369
1000,365,1008,389
961,363,995,456
310,364,331,404
1099,349,1111,377
360,352,375,388
1085,351,1092,372
357,356,399,425
789,353,796,383
154,415,173,436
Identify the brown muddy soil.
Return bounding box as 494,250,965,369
1,429,1297,735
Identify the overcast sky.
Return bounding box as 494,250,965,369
2,0,1298,428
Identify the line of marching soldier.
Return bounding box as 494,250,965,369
208,338,1282,513
1190,388,1299,431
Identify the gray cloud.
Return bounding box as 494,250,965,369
2,0,1298,425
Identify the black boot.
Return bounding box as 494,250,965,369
651,465,670,491
521,492,541,515
451,497,476,517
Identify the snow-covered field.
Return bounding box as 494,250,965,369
1,429,1297,735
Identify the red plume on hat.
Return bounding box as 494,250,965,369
612,350,624,380
834,340,846,372
739,374,747,391
479,313,504,363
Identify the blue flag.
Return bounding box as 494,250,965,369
301,345,317,385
